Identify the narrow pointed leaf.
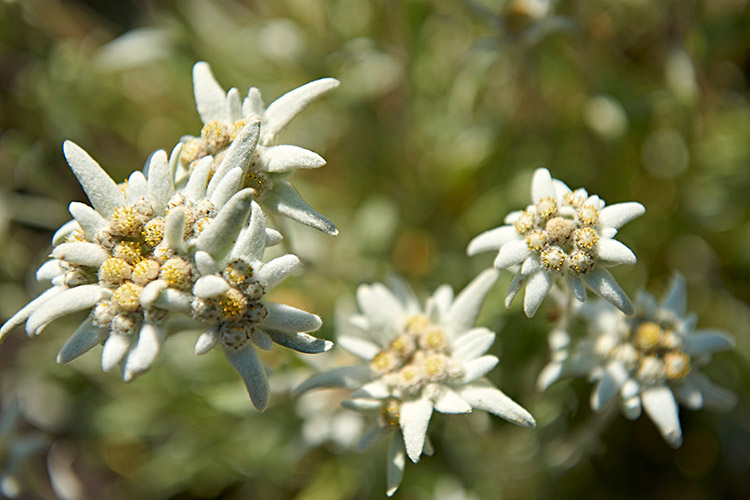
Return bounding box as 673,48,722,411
266,181,337,235
52,220,81,245
462,355,499,382
258,254,300,291
264,78,339,139
125,170,148,203
123,323,165,382
195,189,254,261
0,287,65,341
193,275,230,298
583,267,633,315
263,302,321,333
591,361,628,411
68,202,107,239
662,274,687,318
531,168,555,204
433,388,472,414
101,333,131,372
523,271,552,317
642,385,682,448
386,433,406,497
208,167,244,209
457,381,536,428
164,206,186,254
259,145,326,173
267,329,332,353
226,87,242,122
26,285,111,336
36,260,65,281
222,342,269,411
63,141,123,217
399,397,433,463
193,62,227,123
467,225,517,256
231,201,267,262
452,327,496,361
147,150,173,215
184,156,213,201
599,202,645,229
194,326,220,355
206,120,260,197
51,242,109,267
56,318,107,364
194,251,218,275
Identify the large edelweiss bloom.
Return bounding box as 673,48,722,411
178,62,339,235
537,275,736,447
297,270,535,496
468,167,645,317
0,142,331,411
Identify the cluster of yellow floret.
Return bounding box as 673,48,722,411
369,315,463,400
179,120,269,196
514,190,602,275
61,187,267,347
627,320,692,383
597,318,692,386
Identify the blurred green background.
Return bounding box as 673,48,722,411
0,0,748,498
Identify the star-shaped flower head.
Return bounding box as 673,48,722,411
178,62,340,235
468,167,645,317
297,270,536,496
0,142,331,411
538,274,736,448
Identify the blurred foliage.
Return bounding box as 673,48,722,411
0,0,748,498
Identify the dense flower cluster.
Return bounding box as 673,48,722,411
0,55,738,498
180,62,339,235
297,270,535,496
537,275,736,447
468,168,645,317
0,63,337,411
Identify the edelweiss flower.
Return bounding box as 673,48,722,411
0,142,331,411
468,167,645,317
538,275,736,447
179,62,339,235
297,270,535,496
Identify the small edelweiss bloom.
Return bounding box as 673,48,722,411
297,270,536,496
179,62,339,235
0,142,331,411
538,274,736,448
467,167,645,317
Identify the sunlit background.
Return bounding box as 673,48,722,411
0,0,748,498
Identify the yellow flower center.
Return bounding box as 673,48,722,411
536,197,558,219
218,288,248,320
112,282,143,312
98,257,133,287
633,322,662,351
159,257,193,289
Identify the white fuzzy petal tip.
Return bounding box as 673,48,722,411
642,385,683,448
531,167,555,204
399,398,433,463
